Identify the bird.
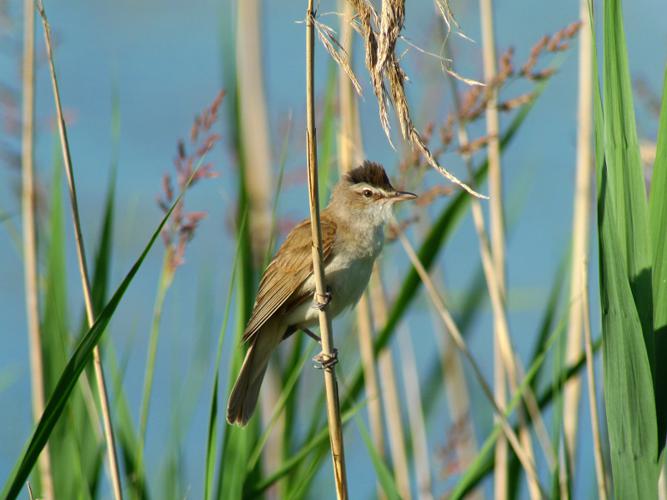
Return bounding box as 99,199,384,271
226,161,416,426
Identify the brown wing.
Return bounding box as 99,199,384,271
241,214,337,343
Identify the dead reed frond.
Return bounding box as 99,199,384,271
345,0,488,198
315,19,362,95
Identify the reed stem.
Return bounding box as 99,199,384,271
370,271,412,500
563,0,594,467
22,0,54,495
479,0,510,495
305,2,348,497
582,263,608,500
37,3,123,498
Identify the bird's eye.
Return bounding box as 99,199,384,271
362,189,373,198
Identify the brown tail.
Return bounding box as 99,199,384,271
226,330,280,426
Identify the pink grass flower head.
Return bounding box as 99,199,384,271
158,90,225,274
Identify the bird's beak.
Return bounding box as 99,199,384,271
391,190,418,202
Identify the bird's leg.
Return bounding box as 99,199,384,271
301,328,321,343
311,286,332,311
312,349,339,370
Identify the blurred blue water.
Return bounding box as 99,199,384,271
1,0,665,497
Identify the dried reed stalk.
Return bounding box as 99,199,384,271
582,264,607,500
393,227,545,497
338,0,364,173
37,4,123,499
305,2,348,497
563,0,594,467
370,270,412,500
236,0,282,489
237,0,273,262
356,293,387,500
397,325,434,500
21,0,53,496
478,0,511,496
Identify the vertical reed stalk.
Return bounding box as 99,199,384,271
563,0,594,467
478,1,509,496
582,265,607,500
21,0,54,495
370,271,412,500
237,0,272,261
356,294,387,500
37,4,123,499
398,325,434,500
305,2,348,497
235,3,281,484
337,0,363,173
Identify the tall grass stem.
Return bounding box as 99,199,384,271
398,325,434,499
21,0,54,495
305,2,349,497
37,3,123,498
479,1,511,496
563,0,594,466
582,264,608,499
370,271,412,500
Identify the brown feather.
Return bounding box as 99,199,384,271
241,214,337,343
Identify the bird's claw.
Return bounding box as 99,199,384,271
312,349,338,370
312,289,332,311
302,328,322,344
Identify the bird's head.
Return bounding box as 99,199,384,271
329,161,417,227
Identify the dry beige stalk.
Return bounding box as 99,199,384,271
356,294,388,500
37,3,123,499
305,1,348,497
236,1,282,489
563,0,593,470
237,0,273,263
370,270,412,500
21,0,54,496
582,264,608,500
398,325,434,500
478,1,513,497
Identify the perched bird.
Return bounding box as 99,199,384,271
226,161,416,426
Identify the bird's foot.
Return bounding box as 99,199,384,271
312,349,338,370
302,328,322,344
312,288,332,311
